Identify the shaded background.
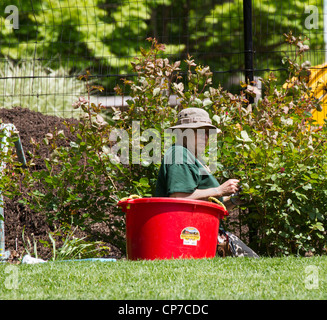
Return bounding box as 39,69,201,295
0,0,325,117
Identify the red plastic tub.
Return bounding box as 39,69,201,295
117,197,228,260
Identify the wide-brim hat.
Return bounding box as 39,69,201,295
169,107,218,130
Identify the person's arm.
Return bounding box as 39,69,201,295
170,179,240,210
169,188,222,201
170,192,237,211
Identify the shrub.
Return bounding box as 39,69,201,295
211,33,327,255
19,78,129,251
0,124,23,208
114,35,327,255
6,34,327,256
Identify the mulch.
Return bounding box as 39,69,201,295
0,107,122,262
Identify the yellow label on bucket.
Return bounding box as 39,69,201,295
180,227,200,246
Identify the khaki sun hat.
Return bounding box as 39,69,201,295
169,108,218,130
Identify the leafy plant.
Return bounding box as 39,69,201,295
18,76,125,250
10,34,327,256
0,123,25,220
40,225,110,261
11,39,181,253
22,226,39,259
209,32,327,255
116,35,327,256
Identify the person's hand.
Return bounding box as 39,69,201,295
217,179,239,197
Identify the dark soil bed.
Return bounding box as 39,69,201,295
1,107,122,262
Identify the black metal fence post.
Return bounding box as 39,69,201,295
243,0,254,90
243,0,258,251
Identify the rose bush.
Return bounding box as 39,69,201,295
4,33,327,255
209,33,327,255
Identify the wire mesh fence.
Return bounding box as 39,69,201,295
0,0,325,118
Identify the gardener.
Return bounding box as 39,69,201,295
155,107,259,258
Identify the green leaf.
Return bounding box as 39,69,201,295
302,183,312,190
239,130,252,142
139,177,149,186
203,99,213,107
309,210,316,220
153,87,160,97
310,173,319,179
70,141,79,148
310,222,325,232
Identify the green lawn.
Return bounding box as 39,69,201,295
0,256,326,300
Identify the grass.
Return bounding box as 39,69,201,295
0,256,326,300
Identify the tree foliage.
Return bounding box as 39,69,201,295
0,0,324,92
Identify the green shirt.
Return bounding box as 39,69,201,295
155,144,220,197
